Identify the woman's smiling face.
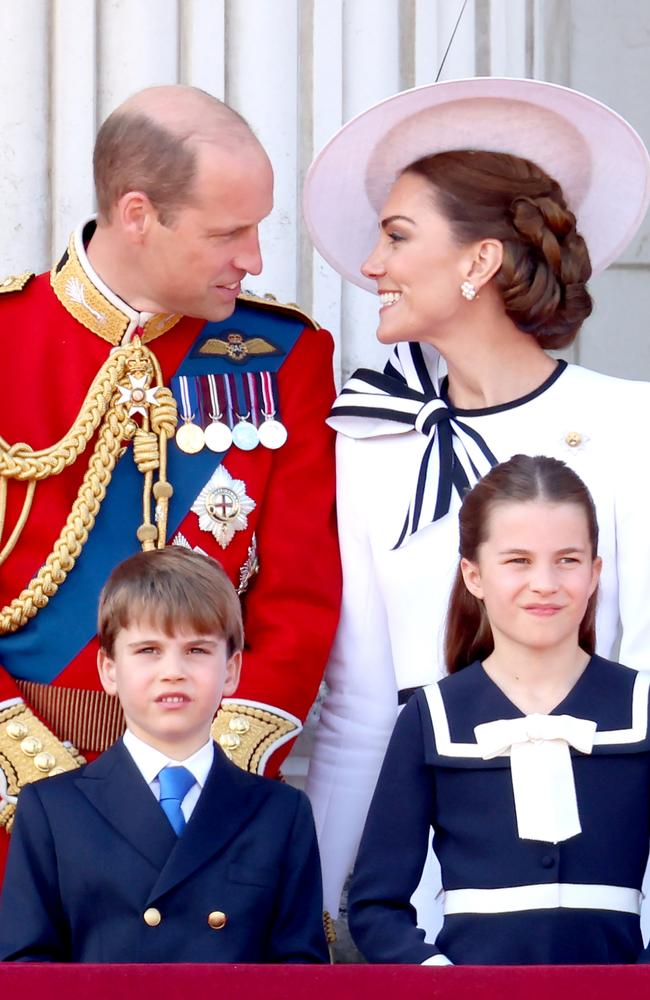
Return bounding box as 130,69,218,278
361,170,478,346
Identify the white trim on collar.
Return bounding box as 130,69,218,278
424,670,650,758
592,672,650,744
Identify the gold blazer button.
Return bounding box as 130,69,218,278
208,911,227,930
143,908,162,927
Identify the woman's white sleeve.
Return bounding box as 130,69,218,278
306,434,399,916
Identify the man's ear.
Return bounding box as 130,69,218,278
97,648,117,696
116,190,157,243
222,651,242,697
460,557,484,600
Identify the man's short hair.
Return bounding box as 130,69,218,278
94,113,198,225
93,92,253,225
98,547,244,657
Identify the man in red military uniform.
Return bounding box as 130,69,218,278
0,86,341,879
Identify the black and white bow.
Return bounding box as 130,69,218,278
327,342,497,547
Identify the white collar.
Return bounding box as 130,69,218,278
122,729,214,788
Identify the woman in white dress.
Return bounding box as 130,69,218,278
302,77,650,932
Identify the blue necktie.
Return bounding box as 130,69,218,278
158,765,195,836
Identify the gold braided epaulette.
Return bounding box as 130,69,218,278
238,290,320,331
211,702,300,774
0,701,85,833
0,272,35,294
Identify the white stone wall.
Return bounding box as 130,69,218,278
0,0,648,382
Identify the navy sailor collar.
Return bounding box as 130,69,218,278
421,656,650,762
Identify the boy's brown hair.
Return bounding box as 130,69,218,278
98,547,244,657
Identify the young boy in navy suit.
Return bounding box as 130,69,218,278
0,547,328,963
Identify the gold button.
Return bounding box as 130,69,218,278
48,767,66,777
565,431,582,448
229,715,250,735
143,908,162,927
20,736,43,756
208,911,227,930
34,752,56,773
6,721,28,740
219,733,241,750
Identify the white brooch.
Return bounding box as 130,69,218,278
191,465,256,549
117,374,160,418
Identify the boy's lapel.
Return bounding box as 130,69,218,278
74,740,177,870
146,744,271,903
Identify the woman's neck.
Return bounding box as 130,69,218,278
482,640,590,716
429,303,558,410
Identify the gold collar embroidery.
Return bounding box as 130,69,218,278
50,220,182,346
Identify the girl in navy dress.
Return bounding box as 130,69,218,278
348,454,650,965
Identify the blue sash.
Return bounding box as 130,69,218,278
0,301,305,683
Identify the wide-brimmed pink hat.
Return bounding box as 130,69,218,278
303,77,650,291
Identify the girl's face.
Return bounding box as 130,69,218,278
461,500,601,657
361,171,477,346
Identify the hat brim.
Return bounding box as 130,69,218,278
303,77,650,289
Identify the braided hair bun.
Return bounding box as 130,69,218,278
406,150,593,348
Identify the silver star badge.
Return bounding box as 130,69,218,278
191,465,256,549
117,374,160,417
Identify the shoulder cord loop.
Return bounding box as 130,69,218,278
0,337,177,634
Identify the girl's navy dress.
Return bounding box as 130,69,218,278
348,655,650,964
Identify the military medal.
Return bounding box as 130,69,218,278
176,421,204,454
258,371,288,450
232,417,259,451
191,464,256,549
204,373,233,453
258,418,288,449
175,375,205,454
229,373,259,451
204,419,233,452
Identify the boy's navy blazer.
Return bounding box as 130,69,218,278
0,739,328,963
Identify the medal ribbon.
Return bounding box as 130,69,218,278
222,374,236,428
260,370,277,417
175,375,199,423
246,372,262,427
232,373,251,420
206,373,223,420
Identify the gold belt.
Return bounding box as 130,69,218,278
15,680,125,754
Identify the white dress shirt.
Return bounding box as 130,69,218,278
122,729,214,822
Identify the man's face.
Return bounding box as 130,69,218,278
142,142,274,321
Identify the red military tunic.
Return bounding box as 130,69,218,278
0,223,341,879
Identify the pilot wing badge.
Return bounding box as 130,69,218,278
198,330,281,363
